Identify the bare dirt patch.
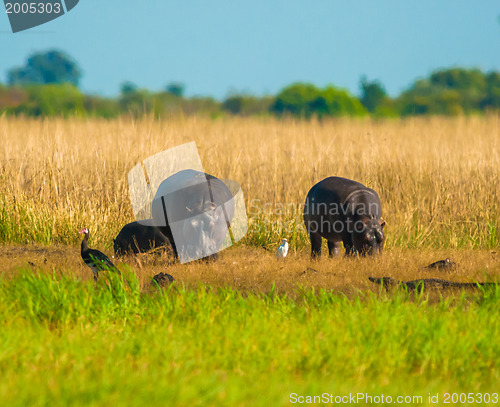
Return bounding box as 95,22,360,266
1,244,498,298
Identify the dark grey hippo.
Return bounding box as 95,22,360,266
151,169,235,263
114,219,172,256
303,176,385,258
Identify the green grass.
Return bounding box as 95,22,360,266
0,270,499,406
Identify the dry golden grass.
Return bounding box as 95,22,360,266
0,115,499,292
1,114,499,248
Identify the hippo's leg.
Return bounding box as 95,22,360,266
204,253,218,262
159,226,178,258
327,240,341,257
344,244,356,256
170,242,178,258
342,235,356,256
309,231,322,259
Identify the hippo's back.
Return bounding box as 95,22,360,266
304,176,382,220
114,220,171,256
307,176,369,202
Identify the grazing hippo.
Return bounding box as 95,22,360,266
114,219,172,256
303,176,385,258
151,169,235,263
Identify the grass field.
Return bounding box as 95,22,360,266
1,115,498,249
0,115,499,405
1,269,499,406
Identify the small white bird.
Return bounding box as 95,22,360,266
276,238,289,259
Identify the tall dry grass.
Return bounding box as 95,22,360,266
0,115,499,249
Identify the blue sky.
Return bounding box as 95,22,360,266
1,0,499,99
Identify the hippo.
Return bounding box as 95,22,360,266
303,176,385,258
114,219,173,256
151,169,235,263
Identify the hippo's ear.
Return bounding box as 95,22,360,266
380,220,386,228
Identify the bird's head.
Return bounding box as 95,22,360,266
79,228,89,234
282,238,288,243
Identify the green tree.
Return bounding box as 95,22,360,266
120,81,138,94
12,84,84,116
481,72,500,110
222,94,274,116
83,95,120,118
118,82,153,116
398,68,494,116
8,49,82,87
271,83,366,118
165,83,185,98
271,83,320,118
359,76,388,113
312,86,366,118
430,68,486,111
429,68,485,91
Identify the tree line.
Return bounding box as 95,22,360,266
1,49,499,118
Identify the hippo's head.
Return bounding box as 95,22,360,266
351,216,385,256
180,201,227,260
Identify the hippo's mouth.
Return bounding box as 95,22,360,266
181,233,218,259
366,246,381,256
